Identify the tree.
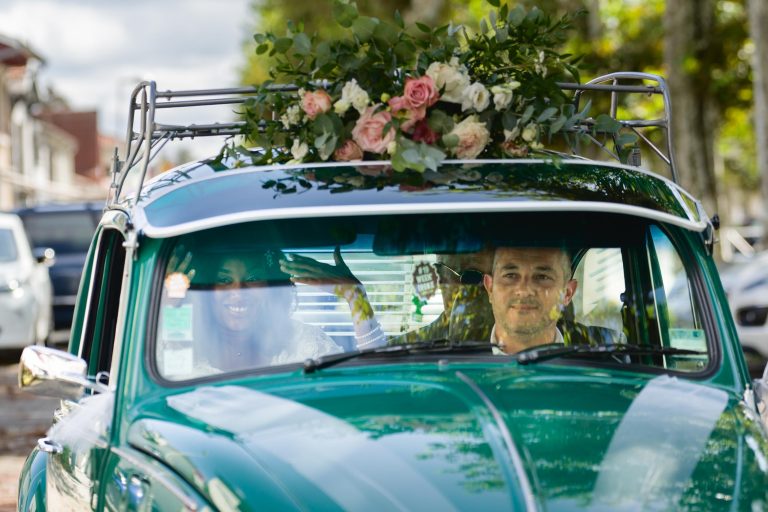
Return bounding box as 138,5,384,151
748,0,768,243
663,0,719,214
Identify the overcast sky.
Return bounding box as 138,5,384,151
0,0,253,158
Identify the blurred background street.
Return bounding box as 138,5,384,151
0,350,58,511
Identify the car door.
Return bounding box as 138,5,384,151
44,216,128,510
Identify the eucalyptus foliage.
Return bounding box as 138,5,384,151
225,0,628,172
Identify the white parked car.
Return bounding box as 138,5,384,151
0,212,54,348
719,251,768,373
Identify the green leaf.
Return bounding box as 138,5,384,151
273,37,293,54
292,33,311,55
394,41,416,62
442,133,459,148
537,107,558,122
502,111,517,131
415,22,431,33
333,1,359,28
615,133,639,147
394,10,404,29
577,99,592,120
480,19,489,35
495,26,508,43
549,114,567,134
520,105,535,124
428,110,454,134
256,43,269,55
373,21,399,47
487,0,500,6
594,114,622,133
352,16,378,42
315,41,332,67
508,6,526,27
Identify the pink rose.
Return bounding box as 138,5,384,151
388,96,426,133
352,106,396,154
412,119,440,145
333,140,364,161
301,89,332,120
403,76,439,109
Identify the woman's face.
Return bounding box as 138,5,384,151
212,258,275,332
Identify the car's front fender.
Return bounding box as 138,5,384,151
17,447,47,512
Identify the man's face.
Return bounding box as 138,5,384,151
436,251,494,313
483,247,577,344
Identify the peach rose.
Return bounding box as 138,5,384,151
449,116,490,159
500,139,529,158
301,89,332,120
333,140,364,161
352,106,396,154
403,76,439,109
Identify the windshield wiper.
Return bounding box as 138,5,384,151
515,343,706,365
303,340,495,374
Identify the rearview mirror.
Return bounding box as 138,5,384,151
18,346,105,400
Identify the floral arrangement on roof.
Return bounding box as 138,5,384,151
230,0,620,172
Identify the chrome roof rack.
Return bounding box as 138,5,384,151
107,72,677,209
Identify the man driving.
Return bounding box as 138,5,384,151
483,246,578,354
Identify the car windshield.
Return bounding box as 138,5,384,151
0,229,18,262
20,211,96,254
154,212,711,381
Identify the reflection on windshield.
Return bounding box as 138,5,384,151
155,213,710,381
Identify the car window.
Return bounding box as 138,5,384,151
648,226,708,370
20,211,97,254
0,229,18,262
153,213,713,381
571,248,625,334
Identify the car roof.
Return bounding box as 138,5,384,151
0,211,24,228
13,201,105,215
116,158,707,239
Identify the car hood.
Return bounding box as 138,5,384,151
129,366,768,510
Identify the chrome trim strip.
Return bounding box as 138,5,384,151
107,230,136,392
455,370,538,512
139,200,708,239
111,446,199,511
99,209,131,237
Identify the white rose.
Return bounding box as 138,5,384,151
280,105,302,129
491,85,513,111
504,126,521,141
290,139,309,161
340,79,370,114
334,99,350,115
521,123,538,143
448,115,490,159
426,61,470,104
462,82,490,112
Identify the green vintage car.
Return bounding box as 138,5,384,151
16,75,768,511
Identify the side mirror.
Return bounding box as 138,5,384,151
18,345,106,400
32,247,56,266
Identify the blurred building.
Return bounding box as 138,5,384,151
0,34,109,210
